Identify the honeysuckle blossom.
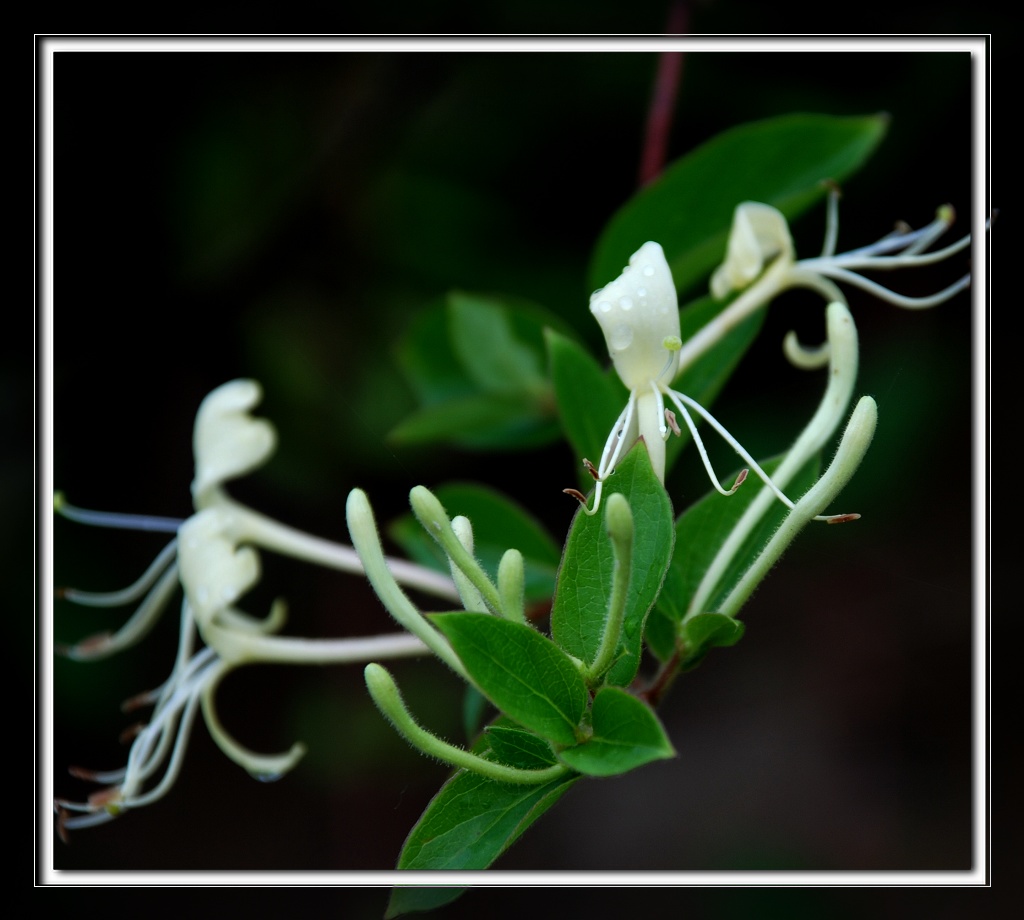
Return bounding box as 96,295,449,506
55,380,460,836
584,241,851,521
578,192,969,516
687,189,970,373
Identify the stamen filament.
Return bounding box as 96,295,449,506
806,266,971,309
667,390,795,506
61,562,181,661
59,538,178,608
54,494,184,533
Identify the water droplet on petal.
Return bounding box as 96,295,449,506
642,264,655,277
619,297,634,311
597,300,612,313
610,324,633,350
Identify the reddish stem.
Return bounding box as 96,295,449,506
637,0,690,187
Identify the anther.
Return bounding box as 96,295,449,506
664,409,681,437
825,512,861,524
728,468,749,493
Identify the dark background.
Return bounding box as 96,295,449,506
42,22,986,914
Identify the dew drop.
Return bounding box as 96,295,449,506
619,296,634,311
597,300,612,314
636,287,647,298
610,324,634,350
642,264,655,277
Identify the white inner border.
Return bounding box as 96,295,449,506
37,34,990,888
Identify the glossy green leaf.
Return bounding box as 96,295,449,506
550,443,674,687
388,482,560,604
557,686,675,777
388,768,578,915
589,112,889,296
430,612,588,746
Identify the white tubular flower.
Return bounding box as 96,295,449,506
55,379,461,837
683,191,970,374
710,202,795,301
190,379,277,509
584,242,815,519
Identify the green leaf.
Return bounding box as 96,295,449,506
657,292,769,481
387,768,578,915
390,291,572,450
387,393,560,449
589,112,889,296
388,482,560,604
654,453,820,658
558,686,675,777
550,442,674,687
448,292,546,396
675,292,767,407
430,613,588,746
484,725,558,768
545,327,628,482
678,613,746,671
393,296,476,406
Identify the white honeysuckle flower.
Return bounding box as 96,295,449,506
583,242,841,521
579,192,970,517
55,379,461,837
710,202,795,301
682,191,970,375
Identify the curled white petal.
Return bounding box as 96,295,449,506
710,202,795,300
191,379,277,508
177,507,260,627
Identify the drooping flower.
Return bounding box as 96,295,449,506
687,190,970,372
55,380,460,836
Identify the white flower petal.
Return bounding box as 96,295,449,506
589,241,681,390
178,508,260,626
191,379,277,508
710,202,794,300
